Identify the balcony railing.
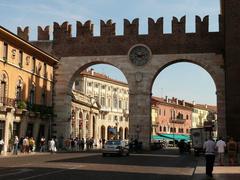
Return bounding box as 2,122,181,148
169,117,186,124
27,103,53,114
0,97,16,107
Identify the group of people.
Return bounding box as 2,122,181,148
203,136,239,178
0,136,59,155
63,137,105,151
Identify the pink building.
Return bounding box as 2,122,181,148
152,96,193,140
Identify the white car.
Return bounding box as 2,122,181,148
102,140,129,156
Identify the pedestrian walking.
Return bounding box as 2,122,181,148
23,137,29,153
227,137,237,166
203,136,216,178
216,137,226,166
0,138,4,155
40,137,46,152
13,136,19,155
49,138,56,154
80,138,85,151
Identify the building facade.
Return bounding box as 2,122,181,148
0,26,58,152
192,104,217,137
72,69,129,142
152,97,193,140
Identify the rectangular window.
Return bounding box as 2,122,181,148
101,97,105,106
119,100,122,109
19,51,23,67
0,121,5,139
3,42,8,60
41,91,46,105
13,122,20,137
44,63,47,77
32,57,36,73
26,123,34,137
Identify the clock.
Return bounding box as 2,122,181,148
128,44,151,66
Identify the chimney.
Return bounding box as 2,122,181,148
192,101,195,105
90,68,94,75
182,100,185,106
165,96,168,101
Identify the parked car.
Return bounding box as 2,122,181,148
102,140,129,156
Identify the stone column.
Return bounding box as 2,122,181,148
75,109,80,138
216,88,226,138
33,119,40,140
3,109,15,153
82,111,87,139
129,92,151,150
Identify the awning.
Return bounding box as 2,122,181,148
160,134,190,141
152,134,190,141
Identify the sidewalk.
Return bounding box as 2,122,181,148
0,151,51,158
193,155,240,180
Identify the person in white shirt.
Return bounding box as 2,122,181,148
203,136,216,178
49,138,56,154
216,137,226,166
0,139,4,155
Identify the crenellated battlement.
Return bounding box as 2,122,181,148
38,26,50,40
100,20,116,36
25,15,224,57
17,26,29,41
124,18,139,36
18,15,223,41
76,20,93,38
53,21,72,40
172,16,186,35
148,17,163,36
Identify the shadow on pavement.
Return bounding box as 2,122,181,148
0,167,193,180
49,153,197,167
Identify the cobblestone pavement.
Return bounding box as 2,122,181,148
0,149,239,180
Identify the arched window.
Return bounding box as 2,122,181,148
163,126,166,132
159,126,162,132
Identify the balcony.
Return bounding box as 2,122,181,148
169,117,186,124
0,97,16,112
0,97,16,107
27,103,53,115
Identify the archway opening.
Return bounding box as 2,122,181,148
151,62,217,148
69,63,129,147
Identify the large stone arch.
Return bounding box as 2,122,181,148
147,53,225,138
54,52,224,150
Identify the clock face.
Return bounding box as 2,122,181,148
129,45,151,66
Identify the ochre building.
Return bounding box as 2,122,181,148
0,26,58,153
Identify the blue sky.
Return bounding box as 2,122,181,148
0,0,220,105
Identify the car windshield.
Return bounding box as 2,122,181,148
106,141,121,145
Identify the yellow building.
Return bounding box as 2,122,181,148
0,26,58,153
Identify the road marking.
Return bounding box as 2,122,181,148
17,169,67,180
0,168,33,177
